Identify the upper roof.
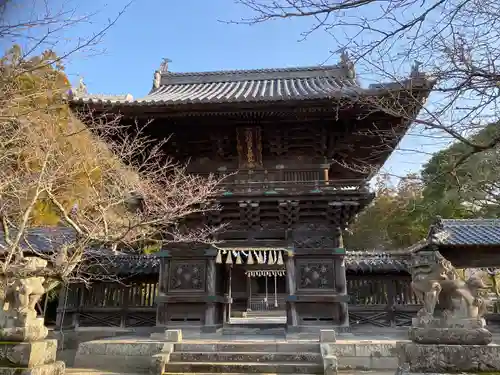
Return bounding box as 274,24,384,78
70,62,432,107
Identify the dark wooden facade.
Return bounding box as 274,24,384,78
57,252,422,330
70,62,432,332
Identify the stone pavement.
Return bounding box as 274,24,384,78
65,368,395,375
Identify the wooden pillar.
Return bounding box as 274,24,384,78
55,284,69,329
246,273,251,311
155,251,170,326
335,256,349,327
73,284,84,328
321,163,330,185
204,258,216,327
226,265,233,322
285,250,299,330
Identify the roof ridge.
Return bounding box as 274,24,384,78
162,64,343,77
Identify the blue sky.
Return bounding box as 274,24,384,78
4,0,440,181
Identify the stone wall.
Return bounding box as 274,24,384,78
323,340,399,370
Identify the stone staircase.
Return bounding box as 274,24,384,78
161,342,324,375
221,322,286,337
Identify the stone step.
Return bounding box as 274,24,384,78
165,373,320,375
165,361,323,374
174,343,321,353
170,351,323,363
245,310,286,317
222,326,286,336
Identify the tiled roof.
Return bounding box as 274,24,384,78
70,64,432,106
0,227,75,254
346,251,410,273
429,218,500,246
0,227,129,258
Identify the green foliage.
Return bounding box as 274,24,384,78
421,123,500,217
346,123,500,250
345,174,429,250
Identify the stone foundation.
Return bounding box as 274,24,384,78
0,340,64,375
397,341,500,372
408,326,492,344
75,339,165,373
320,340,399,370
408,317,493,345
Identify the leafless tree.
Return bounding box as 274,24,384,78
1,47,224,284
0,2,224,334
233,0,500,177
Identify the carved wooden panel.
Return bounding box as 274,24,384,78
236,127,262,168
297,260,335,290
278,200,300,227
239,200,260,229
168,260,206,292
293,233,336,250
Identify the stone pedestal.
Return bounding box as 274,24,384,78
396,342,500,373
396,317,500,373
0,317,48,342
408,317,492,345
0,340,65,375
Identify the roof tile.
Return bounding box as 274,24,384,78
430,218,500,246
70,64,432,107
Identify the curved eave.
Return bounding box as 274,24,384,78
86,252,412,276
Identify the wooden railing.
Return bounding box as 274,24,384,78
193,169,368,193
56,280,157,329
249,294,286,311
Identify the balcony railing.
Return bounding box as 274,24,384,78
192,168,368,193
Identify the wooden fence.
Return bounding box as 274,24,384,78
347,275,420,328
56,278,158,329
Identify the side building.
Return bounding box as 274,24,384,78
70,57,433,333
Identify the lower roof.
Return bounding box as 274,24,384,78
88,251,411,277
408,217,500,250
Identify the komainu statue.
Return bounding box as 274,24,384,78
410,250,489,321
0,254,78,342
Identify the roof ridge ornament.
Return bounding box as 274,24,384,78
411,60,423,77
339,48,356,79
153,70,161,90
160,58,172,73
73,76,88,96
152,58,172,91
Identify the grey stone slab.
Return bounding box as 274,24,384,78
370,356,398,369
323,354,338,375
323,343,356,357
338,356,371,370
170,351,322,362
0,361,64,375
320,330,337,343
76,341,164,356
165,361,323,373
74,354,153,374
355,343,398,357
408,326,492,345
0,340,57,367
164,330,182,342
